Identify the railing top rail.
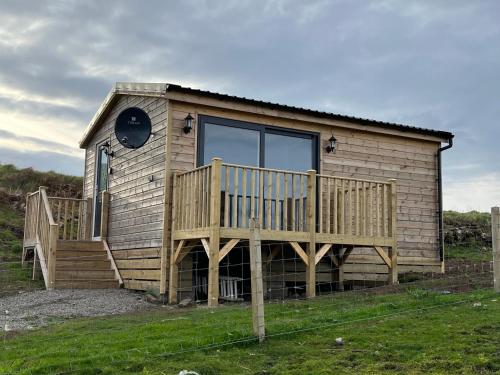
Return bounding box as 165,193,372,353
316,174,393,185
27,191,40,197
40,189,56,226
175,163,395,185
221,162,309,176
176,164,211,177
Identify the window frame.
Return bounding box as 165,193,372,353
197,115,320,172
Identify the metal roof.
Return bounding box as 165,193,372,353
80,82,453,147
164,83,454,140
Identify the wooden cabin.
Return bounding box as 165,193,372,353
23,82,453,305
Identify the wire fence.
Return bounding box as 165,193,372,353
0,222,497,374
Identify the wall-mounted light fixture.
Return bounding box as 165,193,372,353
101,141,115,157
326,134,337,153
183,113,194,134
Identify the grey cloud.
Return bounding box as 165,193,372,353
0,0,498,208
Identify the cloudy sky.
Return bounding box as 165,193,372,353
0,0,498,211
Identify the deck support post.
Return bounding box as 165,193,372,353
306,170,316,298
169,241,180,304
168,171,179,303
208,158,222,307
337,248,345,292
491,207,500,293
388,179,398,284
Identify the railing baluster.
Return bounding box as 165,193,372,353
381,183,386,237
63,200,69,240
348,180,353,235
241,168,247,228
333,179,338,234
339,179,345,235
291,174,296,231
224,166,230,227
318,176,323,233
375,183,380,237
250,169,256,221
368,182,373,237
258,170,264,225
77,201,83,240
283,173,288,231
355,181,360,235
299,175,304,232
233,167,239,228
266,171,272,230
326,178,331,234
275,172,281,231
70,200,75,240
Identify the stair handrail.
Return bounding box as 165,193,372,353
35,186,59,289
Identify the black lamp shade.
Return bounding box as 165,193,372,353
184,113,194,133
326,135,337,153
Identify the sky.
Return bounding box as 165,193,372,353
0,0,499,211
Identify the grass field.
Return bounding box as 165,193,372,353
1,286,498,375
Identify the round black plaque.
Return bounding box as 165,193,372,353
115,107,152,149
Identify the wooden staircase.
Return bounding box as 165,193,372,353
23,187,122,290
53,240,120,289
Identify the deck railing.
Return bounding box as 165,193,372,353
317,175,395,239
48,196,92,240
173,158,397,244
23,187,59,288
24,189,92,244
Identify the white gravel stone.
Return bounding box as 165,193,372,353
0,289,155,331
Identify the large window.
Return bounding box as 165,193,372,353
198,115,318,172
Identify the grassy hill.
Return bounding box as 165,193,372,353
0,164,83,294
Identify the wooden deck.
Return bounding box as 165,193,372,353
170,158,398,306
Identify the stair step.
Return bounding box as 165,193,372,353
56,270,116,279
57,250,108,260
57,240,104,251
54,279,120,289
57,259,112,270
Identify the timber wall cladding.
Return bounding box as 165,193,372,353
83,95,167,290
169,101,441,274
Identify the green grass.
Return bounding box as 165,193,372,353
0,203,43,294
1,288,499,374
446,244,493,262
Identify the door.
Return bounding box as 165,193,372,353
198,115,318,228
93,141,109,239
197,115,318,171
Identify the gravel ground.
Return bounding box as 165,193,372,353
0,289,157,331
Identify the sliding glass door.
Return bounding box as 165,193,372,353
198,115,318,171
198,115,318,229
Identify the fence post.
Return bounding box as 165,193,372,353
85,197,93,240
208,158,222,307
492,207,500,293
306,170,317,298
388,179,398,284
100,191,110,240
249,218,265,342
